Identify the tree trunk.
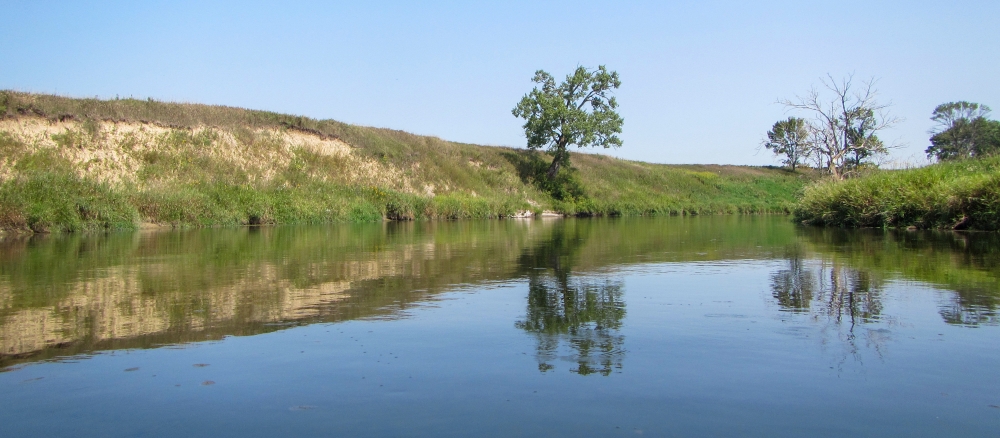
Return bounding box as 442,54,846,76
546,143,567,181
546,156,561,180
828,159,841,180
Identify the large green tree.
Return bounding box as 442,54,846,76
925,102,1000,160
512,66,623,180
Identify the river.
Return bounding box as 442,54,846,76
1,216,998,436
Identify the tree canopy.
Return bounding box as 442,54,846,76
930,101,990,129
763,117,811,170
925,101,1000,160
512,66,623,180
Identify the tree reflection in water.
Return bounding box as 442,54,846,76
773,253,884,325
514,220,625,376
515,274,625,376
794,227,1000,327
939,300,999,326
771,252,888,363
770,254,815,313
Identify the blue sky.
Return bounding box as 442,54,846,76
2,1,997,165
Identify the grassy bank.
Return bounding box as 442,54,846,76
0,91,811,232
795,156,1000,231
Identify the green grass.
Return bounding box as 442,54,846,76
795,156,1000,230
0,91,812,232
0,135,137,231
571,154,809,215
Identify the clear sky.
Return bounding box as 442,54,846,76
2,1,997,165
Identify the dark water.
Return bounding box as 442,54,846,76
1,217,998,437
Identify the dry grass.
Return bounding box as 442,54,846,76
0,119,405,188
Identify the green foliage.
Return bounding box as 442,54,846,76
81,117,101,139
0,91,9,114
925,102,1000,160
13,149,74,174
930,101,990,128
795,156,1000,230
571,154,809,216
764,117,811,170
348,202,383,223
502,150,587,202
512,66,623,180
842,107,886,171
50,129,84,149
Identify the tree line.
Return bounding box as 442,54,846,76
509,67,995,185
764,75,999,178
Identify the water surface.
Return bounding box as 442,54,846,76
1,217,998,436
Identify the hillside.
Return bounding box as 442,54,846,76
0,91,812,233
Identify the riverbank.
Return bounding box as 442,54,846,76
0,91,811,233
794,156,1000,231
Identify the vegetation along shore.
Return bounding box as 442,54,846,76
761,75,1000,232
794,156,1000,231
0,91,808,233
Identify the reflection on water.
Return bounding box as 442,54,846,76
0,216,998,373
3,217,1000,437
0,216,790,370
771,254,889,363
517,275,625,376
770,254,814,313
793,227,1000,327
0,221,553,367
513,220,625,375
771,256,884,325
763,227,1000,367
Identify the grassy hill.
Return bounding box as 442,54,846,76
795,156,1000,231
0,91,812,233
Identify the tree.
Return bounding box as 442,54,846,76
512,66,623,180
763,117,812,170
925,102,1000,160
930,101,990,129
780,74,899,179
843,107,887,171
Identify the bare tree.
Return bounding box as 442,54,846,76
780,74,900,179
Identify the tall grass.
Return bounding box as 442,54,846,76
795,156,1000,230
0,171,137,233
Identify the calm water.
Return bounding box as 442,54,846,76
1,217,998,437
